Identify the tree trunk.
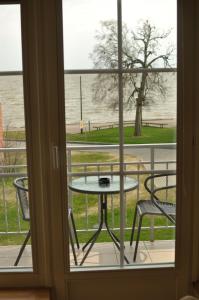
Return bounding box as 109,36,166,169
133,70,147,137
134,97,142,136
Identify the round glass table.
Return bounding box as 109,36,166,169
69,175,138,265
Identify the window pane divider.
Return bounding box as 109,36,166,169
63,67,176,75
117,0,125,267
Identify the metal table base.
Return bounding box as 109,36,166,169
80,194,129,265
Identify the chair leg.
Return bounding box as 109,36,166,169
69,225,78,266
130,206,138,246
14,230,31,266
133,215,143,262
70,210,79,249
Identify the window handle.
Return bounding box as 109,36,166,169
52,145,59,169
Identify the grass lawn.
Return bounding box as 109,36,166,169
4,130,25,141
4,126,176,144
0,190,175,246
67,126,176,144
72,186,175,244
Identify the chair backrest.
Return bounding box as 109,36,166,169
144,172,176,223
13,177,30,221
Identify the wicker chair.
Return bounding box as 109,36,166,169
130,172,176,262
13,177,79,266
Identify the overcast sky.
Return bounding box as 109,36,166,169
0,5,22,71
0,1,177,71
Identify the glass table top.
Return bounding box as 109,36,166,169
68,175,138,195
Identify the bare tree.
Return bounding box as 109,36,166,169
90,20,175,136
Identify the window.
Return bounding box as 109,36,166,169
0,4,32,270
0,1,197,299
62,0,177,270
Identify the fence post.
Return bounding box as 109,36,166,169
0,103,4,148
150,146,155,242
67,148,73,209
88,120,91,132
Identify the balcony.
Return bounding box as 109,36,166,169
0,143,176,269
0,240,175,268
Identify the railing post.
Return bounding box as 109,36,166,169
84,165,89,230
166,162,169,228
111,164,114,228
97,165,100,225
67,148,73,208
88,120,91,132
150,146,155,242
2,178,8,233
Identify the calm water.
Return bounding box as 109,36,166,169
0,73,176,129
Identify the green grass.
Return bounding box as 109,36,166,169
4,130,25,141
71,151,113,163
73,193,175,244
67,126,176,144
0,170,175,246
0,234,31,246
4,126,176,144
77,228,175,244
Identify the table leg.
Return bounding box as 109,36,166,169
80,195,104,265
80,193,129,265
103,194,129,264
82,229,100,251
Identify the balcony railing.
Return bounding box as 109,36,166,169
0,143,176,238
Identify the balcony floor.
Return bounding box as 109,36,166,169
0,240,175,268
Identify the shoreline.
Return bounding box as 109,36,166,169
66,118,176,134
4,118,176,134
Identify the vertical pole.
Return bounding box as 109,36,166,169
88,120,91,132
0,103,4,148
117,0,125,267
80,76,83,134
0,103,4,166
68,149,72,208
150,147,155,242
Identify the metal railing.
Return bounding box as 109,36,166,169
0,143,176,237
67,143,176,235
0,147,27,235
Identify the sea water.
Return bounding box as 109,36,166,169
0,73,176,129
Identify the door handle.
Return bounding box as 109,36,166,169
52,145,59,169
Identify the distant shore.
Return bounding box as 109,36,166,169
4,118,176,135
66,118,176,134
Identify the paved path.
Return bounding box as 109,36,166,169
68,143,176,166
7,141,176,171
67,144,176,175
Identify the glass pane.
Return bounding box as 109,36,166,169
63,0,177,270
64,74,121,268
0,6,22,71
65,74,119,138
122,0,177,265
123,126,176,265
63,0,117,69
0,5,32,269
122,0,177,69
